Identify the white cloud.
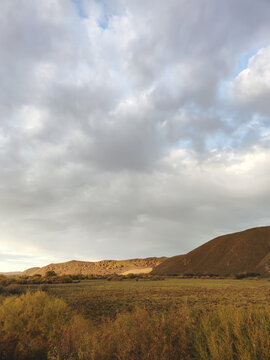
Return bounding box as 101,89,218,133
230,46,270,114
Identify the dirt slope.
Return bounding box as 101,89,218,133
152,226,270,276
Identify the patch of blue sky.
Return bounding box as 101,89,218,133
218,46,268,101
205,132,231,151
234,52,253,76
232,45,268,80
169,133,231,155
71,0,113,29
218,82,228,100
224,114,267,150
98,13,111,29
94,0,112,30
169,139,192,153
71,0,88,18
175,139,191,149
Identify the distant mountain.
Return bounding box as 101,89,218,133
0,271,22,276
152,226,270,277
22,257,167,276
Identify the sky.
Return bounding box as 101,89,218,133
1,0,270,272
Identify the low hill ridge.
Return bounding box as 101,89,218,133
152,226,270,276
23,257,166,276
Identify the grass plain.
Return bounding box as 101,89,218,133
40,277,270,321
2,277,270,359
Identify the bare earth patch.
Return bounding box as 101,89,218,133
121,267,153,275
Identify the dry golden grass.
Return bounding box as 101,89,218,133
0,292,72,360
2,279,270,359
52,307,192,360
42,278,270,321
193,306,270,360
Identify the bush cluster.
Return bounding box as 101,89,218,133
0,284,26,296
0,273,165,292
235,272,261,279
2,292,270,359
183,273,220,278
106,273,165,281
0,273,74,287
0,292,72,360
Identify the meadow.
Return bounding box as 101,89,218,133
1,277,270,359
44,277,270,321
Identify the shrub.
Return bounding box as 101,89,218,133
0,276,16,287
184,273,195,277
0,284,25,296
0,291,72,360
3,292,270,360
235,272,261,279
50,315,91,360
45,270,57,277
53,275,73,284
50,307,192,360
40,284,49,292
5,284,25,295
86,307,192,360
193,306,270,360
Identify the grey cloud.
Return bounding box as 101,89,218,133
1,0,270,270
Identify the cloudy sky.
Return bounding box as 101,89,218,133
1,0,270,271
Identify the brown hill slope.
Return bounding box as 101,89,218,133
22,267,41,276
152,226,270,276
23,257,166,276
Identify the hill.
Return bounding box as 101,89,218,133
152,226,270,277
22,257,166,276
22,267,41,276
0,271,22,276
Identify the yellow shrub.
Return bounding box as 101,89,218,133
3,292,270,360
50,314,92,360
81,307,192,360
0,291,72,360
193,306,270,360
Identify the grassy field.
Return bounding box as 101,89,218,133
41,277,270,321
2,278,270,359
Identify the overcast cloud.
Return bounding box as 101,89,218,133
1,0,270,271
